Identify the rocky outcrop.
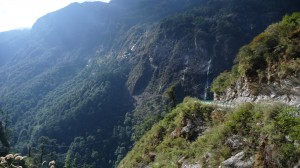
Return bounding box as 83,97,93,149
181,163,202,168
213,13,300,108
218,75,300,107
221,152,254,168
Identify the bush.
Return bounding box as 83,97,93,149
211,71,234,93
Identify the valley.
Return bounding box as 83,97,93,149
0,0,299,167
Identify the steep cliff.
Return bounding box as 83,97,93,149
114,0,300,120
212,13,300,107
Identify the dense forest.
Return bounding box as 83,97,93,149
0,0,300,167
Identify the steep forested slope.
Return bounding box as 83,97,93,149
0,0,299,167
119,98,300,168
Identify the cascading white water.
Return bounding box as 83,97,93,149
204,59,211,100
181,55,189,81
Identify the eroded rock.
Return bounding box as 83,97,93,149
221,151,254,168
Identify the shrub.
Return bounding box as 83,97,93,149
211,71,233,93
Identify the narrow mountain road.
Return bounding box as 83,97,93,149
201,100,235,108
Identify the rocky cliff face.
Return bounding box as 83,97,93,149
116,0,300,103
213,13,300,107
219,76,300,107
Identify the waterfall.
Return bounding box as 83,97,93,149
181,55,189,82
194,36,198,49
204,59,211,100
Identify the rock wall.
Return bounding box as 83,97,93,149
218,75,300,107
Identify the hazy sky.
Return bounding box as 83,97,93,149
0,0,110,32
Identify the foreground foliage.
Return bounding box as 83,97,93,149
119,97,300,167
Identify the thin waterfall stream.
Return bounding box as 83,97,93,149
204,59,211,100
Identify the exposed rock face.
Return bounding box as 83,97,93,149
294,162,300,168
170,115,208,141
181,163,202,168
219,75,300,107
180,117,207,141
221,152,254,168
213,13,300,108
225,135,247,150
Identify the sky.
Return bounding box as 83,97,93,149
0,0,110,32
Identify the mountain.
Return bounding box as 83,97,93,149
0,0,299,167
119,13,300,168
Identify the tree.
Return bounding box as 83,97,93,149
165,84,177,109
0,108,9,156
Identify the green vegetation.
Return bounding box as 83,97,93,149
165,84,177,109
119,98,300,167
118,97,215,167
210,68,238,94
0,108,10,158
0,64,134,167
212,13,300,93
0,1,300,167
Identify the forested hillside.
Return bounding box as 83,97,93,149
0,0,299,167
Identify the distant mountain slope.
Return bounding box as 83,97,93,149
0,0,300,167
0,30,30,66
